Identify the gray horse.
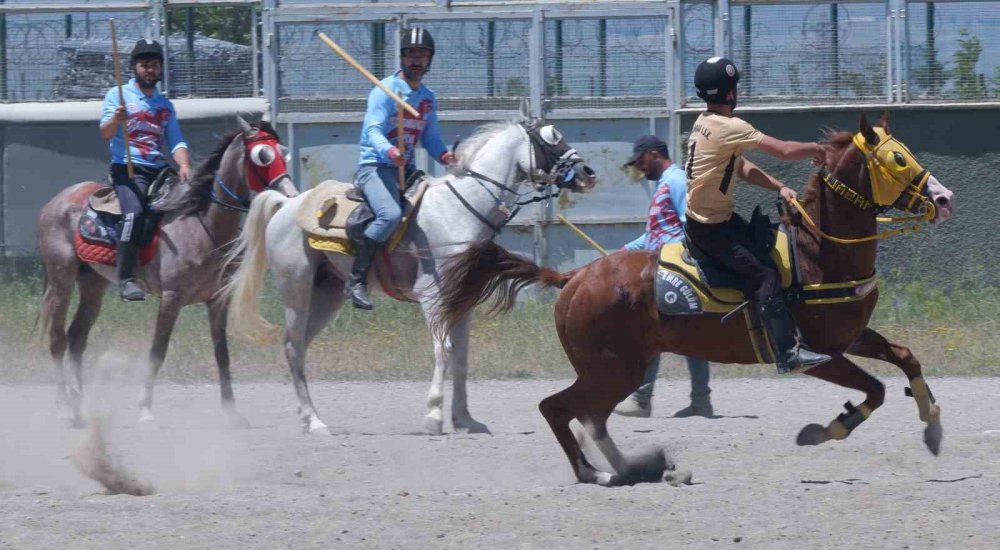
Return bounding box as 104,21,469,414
225,119,597,435
37,117,298,427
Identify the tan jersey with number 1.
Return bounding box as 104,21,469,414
684,112,764,224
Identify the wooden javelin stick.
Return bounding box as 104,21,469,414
557,215,609,256
109,19,134,180
316,31,418,190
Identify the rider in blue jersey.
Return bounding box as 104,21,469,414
347,27,456,310
99,39,190,301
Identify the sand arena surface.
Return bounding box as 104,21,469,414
1,377,998,548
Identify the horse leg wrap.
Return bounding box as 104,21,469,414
905,376,939,423
827,401,873,441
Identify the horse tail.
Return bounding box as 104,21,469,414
221,190,288,343
432,240,576,337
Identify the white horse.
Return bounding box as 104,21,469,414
224,119,597,434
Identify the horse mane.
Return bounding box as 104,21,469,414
799,128,857,208
155,121,281,215
450,121,520,174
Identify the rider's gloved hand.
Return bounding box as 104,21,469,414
387,147,406,167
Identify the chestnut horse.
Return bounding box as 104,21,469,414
432,114,956,485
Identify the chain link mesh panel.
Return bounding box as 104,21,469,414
906,1,1000,101
277,21,397,113
681,1,714,105
544,17,668,111
403,19,531,111
164,6,257,99
1,11,148,102
730,2,889,104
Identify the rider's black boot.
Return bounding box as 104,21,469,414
760,297,830,374
345,237,380,310
116,240,146,301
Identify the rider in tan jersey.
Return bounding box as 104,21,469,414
685,113,764,224
684,57,830,374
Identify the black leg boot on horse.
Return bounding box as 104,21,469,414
760,296,830,374
345,236,381,310
116,213,146,301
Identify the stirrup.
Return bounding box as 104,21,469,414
776,347,831,374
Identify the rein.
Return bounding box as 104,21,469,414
210,174,251,212
443,123,581,235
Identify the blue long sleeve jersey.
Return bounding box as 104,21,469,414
100,79,187,168
358,71,448,167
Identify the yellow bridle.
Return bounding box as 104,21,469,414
790,128,937,245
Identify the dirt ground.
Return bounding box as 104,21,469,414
1,376,998,549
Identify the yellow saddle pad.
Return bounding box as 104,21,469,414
301,178,431,256
655,232,794,315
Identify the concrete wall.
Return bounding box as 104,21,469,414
3,102,996,285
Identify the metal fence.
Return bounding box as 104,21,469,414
0,0,259,101
0,0,997,106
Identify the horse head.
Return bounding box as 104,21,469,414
520,120,597,193
235,115,299,199
821,113,955,226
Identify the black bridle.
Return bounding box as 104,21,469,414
446,120,592,234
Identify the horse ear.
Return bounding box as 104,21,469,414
236,115,253,133
877,111,890,134
518,98,530,122
859,114,879,145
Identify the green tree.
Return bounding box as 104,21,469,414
950,29,987,99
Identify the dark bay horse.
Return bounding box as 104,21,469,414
433,114,956,485
37,117,298,427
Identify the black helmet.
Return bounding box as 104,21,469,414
130,39,164,64
400,27,434,56
694,57,740,104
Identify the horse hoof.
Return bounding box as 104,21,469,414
664,469,694,487
796,423,830,446
595,471,620,487
138,410,155,425
424,413,444,436
924,422,943,456
453,418,491,435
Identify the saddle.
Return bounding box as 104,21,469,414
74,169,176,266
653,206,878,363
655,207,794,316
294,171,431,256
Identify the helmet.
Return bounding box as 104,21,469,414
694,57,740,104
400,27,435,56
130,39,164,64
